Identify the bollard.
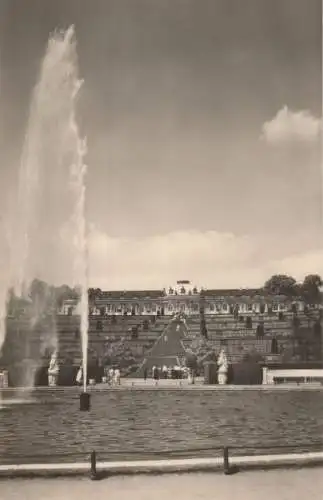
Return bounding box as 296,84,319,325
90,451,97,480
223,446,230,475
80,392,91,411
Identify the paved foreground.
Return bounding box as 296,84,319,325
1,468,322,500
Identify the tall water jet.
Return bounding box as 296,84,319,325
0,26,89,392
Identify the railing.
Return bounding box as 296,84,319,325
1,441,322,478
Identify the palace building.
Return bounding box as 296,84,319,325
2,280,322,386
59,279,312,317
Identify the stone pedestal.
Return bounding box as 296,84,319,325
48,352,59,387
48,374,58,387
262,367,268,385
0,370,8,388
218,371,227,385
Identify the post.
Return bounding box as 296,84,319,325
90,451,97,480
223,446,230,475
80,392,91,411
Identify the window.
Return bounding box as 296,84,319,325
131,326,138,339
271,338,278,354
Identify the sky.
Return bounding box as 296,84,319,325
0,0,322,290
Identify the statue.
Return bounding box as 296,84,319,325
217,348,228,385
48,351,59,387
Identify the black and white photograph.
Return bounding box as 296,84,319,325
0,1,322,499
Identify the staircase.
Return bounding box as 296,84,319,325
136,318,188,376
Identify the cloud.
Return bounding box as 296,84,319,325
88,226,323,290
261,106,321,144
0,224,321,293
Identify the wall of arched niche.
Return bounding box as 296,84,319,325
58,297,319,316
202,300,308,315
88,299,201,316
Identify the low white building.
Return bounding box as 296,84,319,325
263,367,323,385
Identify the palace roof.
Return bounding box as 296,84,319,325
202,288,261,297
98,290,165,300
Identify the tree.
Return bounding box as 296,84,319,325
200,349,217,363
263,274,297,296
29,279,49,302
271,338,279,354
200,318,208,339
242,351,264,363
185,352,198,373
53,284,80,309
6,287,31,318
88,287,102,305
301,274,322,304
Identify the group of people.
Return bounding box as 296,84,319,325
75,366,121,386
104,367,121,385
145,365,193,382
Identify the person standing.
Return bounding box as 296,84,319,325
114,368,121,385
108,367,114,385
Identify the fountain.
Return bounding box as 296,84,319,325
0,26,90,409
